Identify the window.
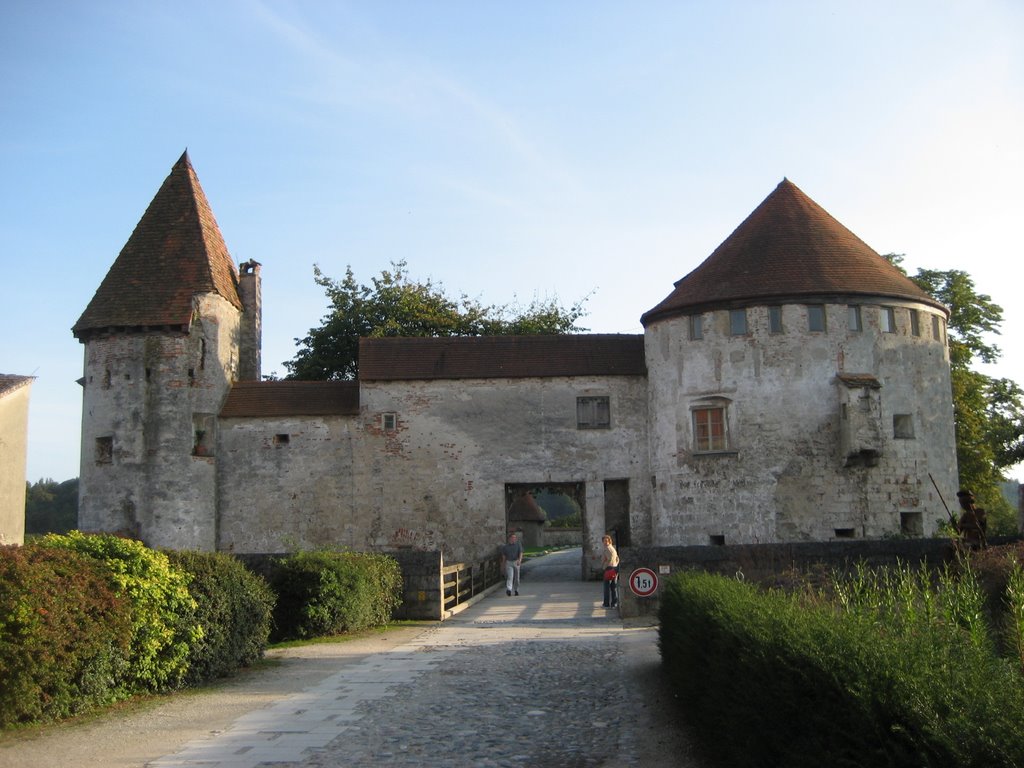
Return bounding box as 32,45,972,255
881,306,896,333
768,306,783,334
688,314,703,340
709,534,726,546
693,406,727,452
273,433,290,446
729,309,747,335
893,414,915,439
577,396,610,429
95,436,113,464
382,413,397,431
834,528,856,539
910,310,920,337
848,305,862,332
807,305,826,332
931,314,942,341
900,512,923,537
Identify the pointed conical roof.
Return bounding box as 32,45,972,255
73,152,241,340
641,179,943,326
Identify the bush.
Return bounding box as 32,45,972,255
270,550,402,641
166,550,275,686
659,568,1024,768
40,532,200,692
0,544,131,726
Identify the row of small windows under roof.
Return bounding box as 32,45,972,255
687,304,945,341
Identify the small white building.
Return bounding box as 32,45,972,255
0,374,34,545
74,156,958,570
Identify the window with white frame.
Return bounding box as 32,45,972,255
848,305,862,332
693,405,728,452
881,306,897,333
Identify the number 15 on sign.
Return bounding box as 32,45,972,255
629,567,658,597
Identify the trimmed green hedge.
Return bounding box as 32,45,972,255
166,550,275,686
659,567,1024,768
41,532,200,692
270,550,403,641
0,544,131,726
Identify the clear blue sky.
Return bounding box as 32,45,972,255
3,1,1022,483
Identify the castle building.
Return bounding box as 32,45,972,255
74,154,957,571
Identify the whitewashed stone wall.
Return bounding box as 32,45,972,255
0,381,31,545
215,375,650,565
78,294,241,550
644,299,958,545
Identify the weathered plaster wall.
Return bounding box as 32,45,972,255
644,300,957,546
0,382,31,545
78,294,240,550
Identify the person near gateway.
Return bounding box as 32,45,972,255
500,531,524,596
601,534,619,608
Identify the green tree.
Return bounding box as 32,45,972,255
25,477,78,535
887,256,1024,533
285,260,589,380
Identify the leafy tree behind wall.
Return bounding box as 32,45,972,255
888,256,1024,534
25,478,78,535
285,260,589,380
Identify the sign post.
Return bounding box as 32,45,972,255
628,567,659,598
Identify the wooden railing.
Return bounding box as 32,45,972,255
442,555,502,614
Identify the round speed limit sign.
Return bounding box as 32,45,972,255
629,567,659,597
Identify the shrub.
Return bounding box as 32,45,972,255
659,568,1024,768
0,544,131,726
166,550,275,685
270,550,402,641
40,532,200,692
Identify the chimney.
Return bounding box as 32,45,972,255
238,260,262,381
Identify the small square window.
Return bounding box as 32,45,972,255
382,413,397,431
709,534,726,546
893,414,915,439
729,309,747,335
768,306,783,334
689,314,703,340
834,528,856,539
807,305,826,332
693,406,727,452
273,433,290,446
848,306,862,332
95,436,113,464
577,396,610,429
900,512,923,537
881,307,896,333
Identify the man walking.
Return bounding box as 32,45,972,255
500,531,524,596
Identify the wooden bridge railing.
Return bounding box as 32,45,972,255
442,555,502,614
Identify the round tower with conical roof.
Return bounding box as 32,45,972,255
641,179,958,544
73,152,261,550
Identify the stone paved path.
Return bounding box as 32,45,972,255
1,549,703,768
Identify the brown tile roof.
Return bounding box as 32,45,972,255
220,380,360,418
73,152,242,341
0,374,34,398
359,334,646,381
642,179,944,326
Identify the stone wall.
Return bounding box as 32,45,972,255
615,539,963,619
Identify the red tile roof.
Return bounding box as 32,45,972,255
220,380,360,417
359,334,646,381
642,179,944,326
73,152,241,341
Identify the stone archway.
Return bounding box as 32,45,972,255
504,482,585,573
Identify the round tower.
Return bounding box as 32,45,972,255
73,152,246,551
641,179,958,545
